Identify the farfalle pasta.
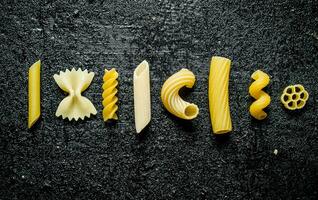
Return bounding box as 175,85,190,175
53,68,97,121
102,68,119,121
28,60,41,128
249,70,271,120
281,84,309,110
161,69,199,120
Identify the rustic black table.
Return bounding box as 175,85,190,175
0,0,317,199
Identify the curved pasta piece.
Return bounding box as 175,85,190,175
102,68,119,121
161,69,199,120
134,60,151,133
209,56,232,134
249,70,271,120
280,84,309,110
28,60,41,128
53,68,97,121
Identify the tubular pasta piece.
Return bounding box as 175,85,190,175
53,68,97,121
280,84,309,110
28,60,41,128
102,68,119,121
249,70,271,120
209,56,232,134
134,60,151,133
161,69,199,120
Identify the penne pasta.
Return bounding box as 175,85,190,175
28,60,41,128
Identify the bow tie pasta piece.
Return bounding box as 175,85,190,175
53,68,97,121
280,84,309,110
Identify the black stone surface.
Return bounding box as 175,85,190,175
0,0,318,199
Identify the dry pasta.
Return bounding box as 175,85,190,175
249,70,271,120
161,69,199,120
53,68,97,121
134,60,151,133
280,84,309,110
102,68,119,121
28,60,41,128
209,56,232,134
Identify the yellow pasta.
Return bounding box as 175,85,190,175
280,84,309,110
161,69,199,120
28,60,41,128
209,56,232,134
102,68,119,121
249,70,271,120
53,68,97,121
134,60,151,133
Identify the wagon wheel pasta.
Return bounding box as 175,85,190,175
209,56,232,134
249,70,271,120
28,60,41,128
102,68,119,121
53,68,97,121
280,84,309,110
134,60,151,133
161,69,199,120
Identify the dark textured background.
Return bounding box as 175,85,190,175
0,0,318,199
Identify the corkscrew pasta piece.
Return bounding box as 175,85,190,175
134,60,151,133
280,84,309,110
28,60,41,128
249,70,271,120
102,68,119,121
209,56,232,134
53,68,97,121
161,69,199,120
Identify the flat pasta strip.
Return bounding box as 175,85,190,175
102,68,119,121
53,68,97,121
249,70,271,120
209,56,232,134
280,84,309,110
28,60,41,128
134,60,151,133
161,69,199,120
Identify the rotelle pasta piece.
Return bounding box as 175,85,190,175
249,70,271,120
209,56,232,134
28,60,41,128
280,84,309,110
102,68,119,121
161,69,199,120
134,60,151,133
53,68,97,121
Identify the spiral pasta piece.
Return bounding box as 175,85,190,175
249,70,271,120
161,69,199,120
280,84,309,110
102,68,119,121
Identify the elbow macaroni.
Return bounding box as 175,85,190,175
209,56,232,134
161,69,199,120
102,68,119,121
281,84,309,110
28,60,41,128
249,70,271,120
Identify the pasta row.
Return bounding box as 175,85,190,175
28,60,41,128
53,68,97,121
209,56,232,134
161,69,199,120
249,70,271,120
134,60,151,133
280,84,309,110
102,68,119,121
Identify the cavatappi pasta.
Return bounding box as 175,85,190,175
102,68,119,121
209,56,232,134
281,84,309,110
249,70,271,120
28,60,41,128
53,68,97,121
161,69,199,120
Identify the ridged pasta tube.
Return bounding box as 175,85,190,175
161,69,199,120
134,60,151,133
28,60,41,128
249,70,271,120
209,56,232,134
102,68,119,121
